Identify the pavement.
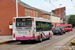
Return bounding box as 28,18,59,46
0,36,12,43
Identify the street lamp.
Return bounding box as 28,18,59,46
59,4,62,19
16,0,18,17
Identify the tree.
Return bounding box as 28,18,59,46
68,15,75,27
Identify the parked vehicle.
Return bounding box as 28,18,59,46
60,26,66,34
13,17,53,43
52,28,54,32
57,24,73,32
53,27,64,35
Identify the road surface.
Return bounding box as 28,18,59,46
0,29,75,50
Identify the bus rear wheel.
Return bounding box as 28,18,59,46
21,41,26,44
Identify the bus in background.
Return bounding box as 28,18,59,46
13,16,53,43
56,24,73,32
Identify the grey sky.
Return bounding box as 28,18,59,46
21,0,75,15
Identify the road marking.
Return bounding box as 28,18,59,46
23,45,35,50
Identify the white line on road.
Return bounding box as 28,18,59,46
23,45,35,50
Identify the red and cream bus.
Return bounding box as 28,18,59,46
12,16,53,43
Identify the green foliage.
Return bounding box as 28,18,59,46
68,15,75,27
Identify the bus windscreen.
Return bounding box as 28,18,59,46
16,18,32,27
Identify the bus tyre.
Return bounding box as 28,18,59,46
39,35,42,42
39,37,42,42
67,30,70,32
48,34,50,40
21,41,24,44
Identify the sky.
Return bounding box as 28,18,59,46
21,0,75,15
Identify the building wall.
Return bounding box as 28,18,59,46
0,0,38,35
52,7,66,18
51,16,60,23
50,16,60,28
37,10,43,17
25,9,38,17
42,15,50,19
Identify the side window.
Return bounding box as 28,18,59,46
36,21,51,32
68,26,71,28
36,21,42,32
64,26,67,28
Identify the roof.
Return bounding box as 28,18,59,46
39,9,50,15
52,7,66,11
14,0,38,11
55,7,66,10
35,8,60,18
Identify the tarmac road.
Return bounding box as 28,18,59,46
0,29,75,50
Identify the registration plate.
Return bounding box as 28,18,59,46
56,31,58,33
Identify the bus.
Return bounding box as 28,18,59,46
12,16,53,43
56,24,73,32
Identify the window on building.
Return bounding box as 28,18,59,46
56,11,57,13
34,12,35,17
31,11,32,17
28,11,30,16
36,12,38,17
62,12,64,15
25,10,27,16
47,15,50,20
60,18,62,20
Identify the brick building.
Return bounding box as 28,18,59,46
34,8,61,28
0,0,38,35
33,8,51,19
0,0,62,35
52,7,66,18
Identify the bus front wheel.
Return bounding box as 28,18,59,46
48,33,50,40
39,35,42,42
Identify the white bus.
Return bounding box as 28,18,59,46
13,16,53,43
